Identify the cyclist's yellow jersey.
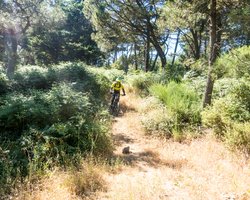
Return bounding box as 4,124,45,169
111,81,124,92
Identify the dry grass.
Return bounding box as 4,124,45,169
12,158,109,200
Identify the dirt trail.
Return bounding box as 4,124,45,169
96,93,250,200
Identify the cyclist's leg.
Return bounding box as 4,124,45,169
114,92,120,115
110,93,116,107
114,92,120,105
117,92,120,102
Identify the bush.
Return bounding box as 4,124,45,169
202,99,230,137
202,81,250,129
149,82,201,131
0,72,9,95
0,84,92,135
139,97,174,137
13,66,49,90
164,62,186,82
0,91,112,196
202,81,250,153
225,122,250,154
88,67,124,82
184,75,207,99
0,62,115,197
213,78,240,99
141,104,174,137
215,45,250,79
127,72,161,95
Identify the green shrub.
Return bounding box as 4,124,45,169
54,62,88,82
225,122,250,154
164,62,186,82
0,143,14,195
19,110,112,171
213,78,240,99
0,84,92,135
139,97,173,137
201,99,230,137
127,72,161,94
13,66,49,90
184,75,207,99
0,86,112,195
0,72,9,95
87,67,124,81
0,92,54,135
48,83,91,121
149,82,201,131
202,81,250,152
0,62,115,197
141,107,174,137
215,45,250,79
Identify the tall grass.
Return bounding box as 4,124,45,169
149,82,201,133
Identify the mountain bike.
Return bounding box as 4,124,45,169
109,93,125,116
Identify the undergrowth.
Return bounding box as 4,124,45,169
0,62,115,197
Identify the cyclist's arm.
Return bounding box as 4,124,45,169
121,84,126,95
110,82,115,93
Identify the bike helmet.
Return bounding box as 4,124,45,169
116,77,122,82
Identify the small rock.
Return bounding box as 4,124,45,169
122,146,130,154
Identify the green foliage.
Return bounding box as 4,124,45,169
140,98,174,137
110,55,128,71
0,72,10,95
215,46,250,79
184,73,206,98
127,71,162,95
185,75,241,100
164,62,186,82
202,81,250,153
213,78,241,99
202,81,250,132
0,62,113,196
22,0,102,66
13,66,49,90
202,99,230,137
225,122,250,154
11,63,111,101
88,67,124,82
149,82,201,132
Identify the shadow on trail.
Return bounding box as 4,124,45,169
120,103,136,113
114,149,188,170
113,133,135,146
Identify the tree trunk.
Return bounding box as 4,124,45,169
147,22,166,70
134,42,138,70
190,29,201,60
151,38,166,70
171,29,181,68
144,39,150,72
151,53,158,71
5,28,18,79
203,0,219,108
144,19,151,72
113,49,118,63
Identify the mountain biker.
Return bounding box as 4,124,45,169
110,77,126,108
